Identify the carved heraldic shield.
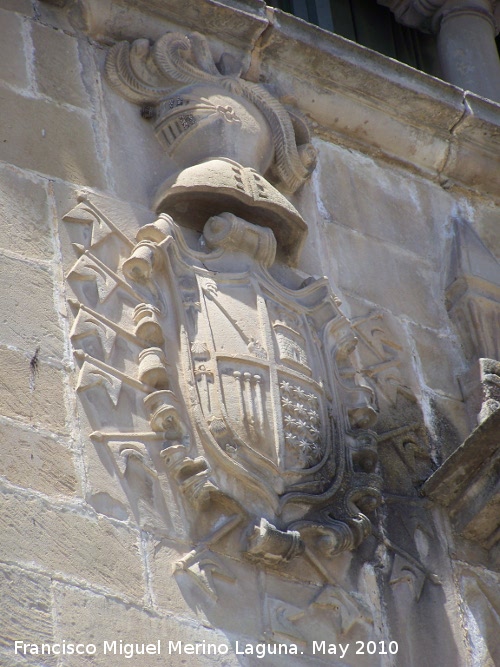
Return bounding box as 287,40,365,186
65,29,381,569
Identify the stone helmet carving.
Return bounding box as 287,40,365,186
105,31,317,193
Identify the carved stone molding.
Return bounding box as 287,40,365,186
423,398,500,550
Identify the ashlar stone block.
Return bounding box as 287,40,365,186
0,9,29,89
0,166,52,261
0,564,55,662
320,221,446,328
0,86,105,188
32,23,90,109
408,322,464,400
313,142,453,266
0,421,79,497
0,253,64,358
0,349,67,433
53,583,242,666
0,492,144,599
101,79,176,209
0,649,55,667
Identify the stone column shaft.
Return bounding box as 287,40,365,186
436,0,500,102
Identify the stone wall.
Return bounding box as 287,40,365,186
1,1,499,666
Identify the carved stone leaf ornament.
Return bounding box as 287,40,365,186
64,32,382,594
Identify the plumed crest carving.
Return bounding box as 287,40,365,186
153,32,223,84
105,31,316,193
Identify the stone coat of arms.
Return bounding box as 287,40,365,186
65,30,382,572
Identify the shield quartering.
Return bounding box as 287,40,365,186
119,212,380,537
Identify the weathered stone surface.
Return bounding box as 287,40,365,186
101,65,183,208
0,253,64,357
149,542,265,640
0,166,52,261
0,86,105,187
0,349,67,433
32,23,90,109
0,9,28,89
459,566,500,667
319,220,445,328
408,322,464,400
147,541,203,619
0,421,79,497
430,394,472,457
312,142,453,265
0,649,55,667
0,0,33,14
53,583,241,666
0,564,55,662
445,218,500,367
0,492,144,599
472,201,500,261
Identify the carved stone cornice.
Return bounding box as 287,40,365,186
46,0,500,199
252,10,500,198
380,0,500,103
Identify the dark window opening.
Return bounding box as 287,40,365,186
268,0,440,77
